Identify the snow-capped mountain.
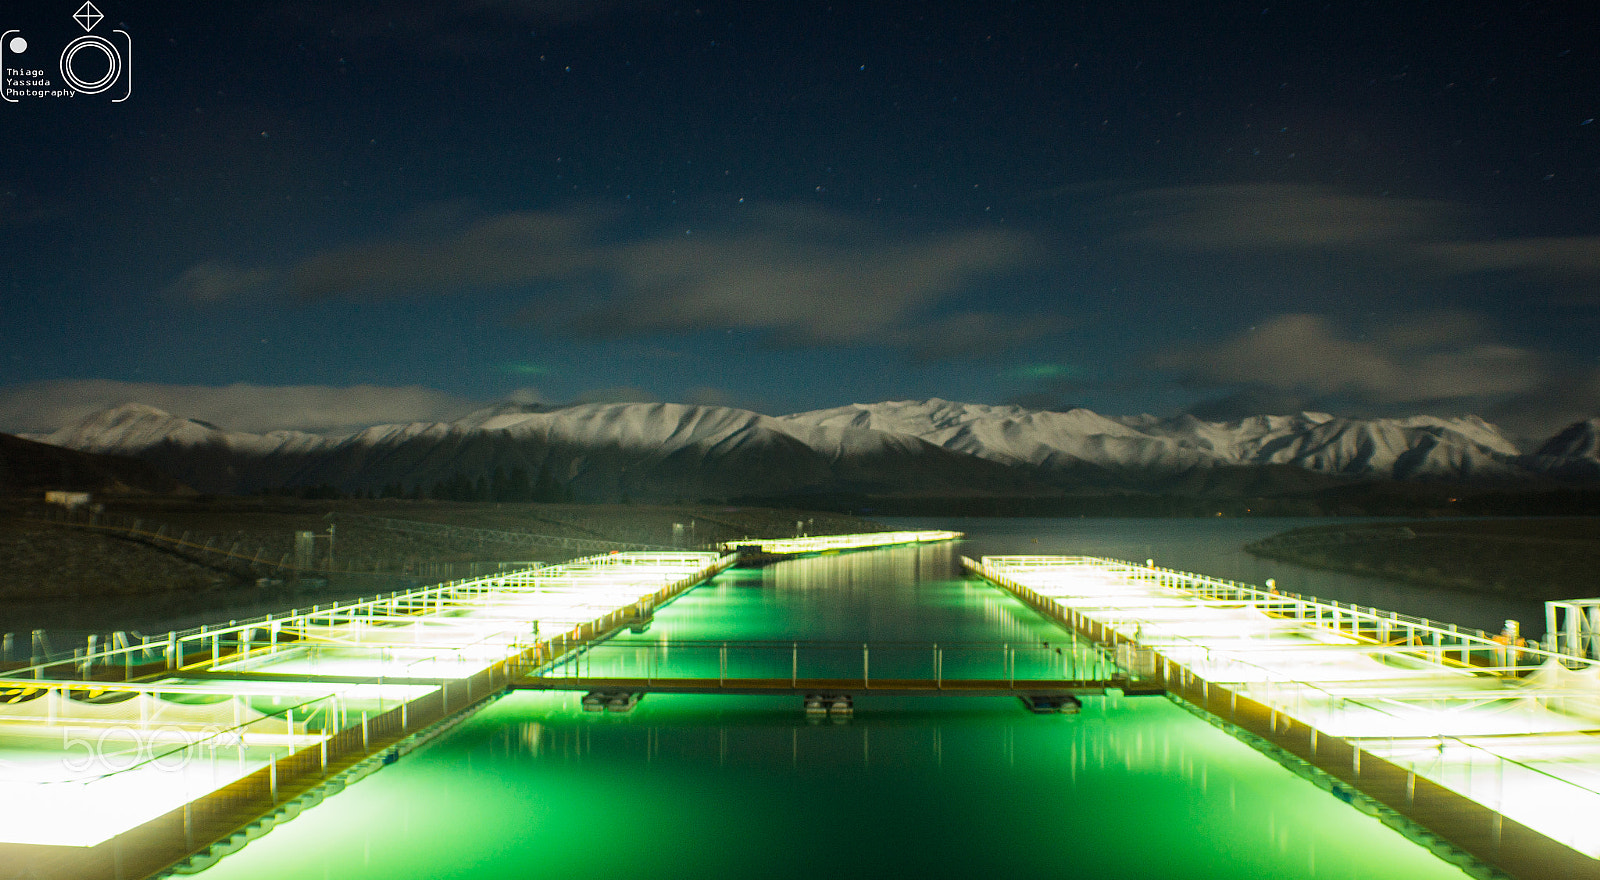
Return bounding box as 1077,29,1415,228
779,399,1526,480
43,402,335,458
26,399,1600,500
781,400,1200,471
32,401,1025,498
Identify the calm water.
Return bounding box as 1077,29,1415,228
201,534,1472,880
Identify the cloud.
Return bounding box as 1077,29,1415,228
165,261,276,303
1418,236,1600,290
0,381,479,434
1480,369,1600,447
290,210,599,299
176,203,1040,355
580,215,1037,346
1160,313,1600,441
1115,182,1600,300
1121,184,1458,252
1162,312,1546,405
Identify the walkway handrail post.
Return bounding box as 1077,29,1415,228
863,643,869,688
791,641,797,687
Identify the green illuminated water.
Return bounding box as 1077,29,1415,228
200,542,1471,880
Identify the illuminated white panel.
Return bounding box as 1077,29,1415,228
719,530,962,554
0,551,732,847
974,554,1600,858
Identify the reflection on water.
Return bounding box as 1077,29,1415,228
198,533,1471,880
202,691,1470,880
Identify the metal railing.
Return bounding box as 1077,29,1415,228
985,554,1585,673
1,550,738,878
520,637,1124,688
967,554,1600,868
1,552,731,682
718,530,963,555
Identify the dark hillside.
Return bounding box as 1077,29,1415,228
0,432,190,495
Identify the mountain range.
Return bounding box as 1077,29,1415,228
17,400,1600,503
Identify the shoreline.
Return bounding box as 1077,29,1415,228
0,497,885,631
1244,517,1600,602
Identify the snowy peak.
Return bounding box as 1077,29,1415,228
1526,418,1600,478
27,398,1599,498
780,400,1525,479
785,398,1116,435
450,402,551,430
1232,414,1521,478
43,403,230,453
1536,418,1600,460
42,403,332,458
781,399,1163,469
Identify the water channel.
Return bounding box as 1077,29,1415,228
195,518,1488,880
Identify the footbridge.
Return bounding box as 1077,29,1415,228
509,637,1162,714
720,529,963,562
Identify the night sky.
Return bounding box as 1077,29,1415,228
2,1,1598,444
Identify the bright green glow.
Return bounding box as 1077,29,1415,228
200,693,1474,880
199,550,1470,880
0,552,730,847
498,362,549,376
1000,362,1083,381
978,555,1600,859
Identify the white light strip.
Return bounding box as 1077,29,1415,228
975,554,1600,859
0,551,732,848
718,530,962,554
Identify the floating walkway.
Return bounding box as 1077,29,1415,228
511,635,1161,713
0,551,734,880
719,529,962,560
515,633,1164,723
967,554,1600,880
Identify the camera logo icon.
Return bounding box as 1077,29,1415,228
3,2,131,103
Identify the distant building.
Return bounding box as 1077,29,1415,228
44,491,92,509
